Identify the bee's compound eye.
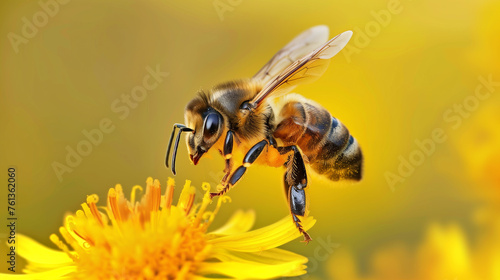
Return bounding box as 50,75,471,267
203,113,221,140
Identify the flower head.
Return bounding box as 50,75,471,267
4,178,315,279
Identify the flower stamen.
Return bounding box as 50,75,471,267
107,188,121,223
164,178,175,210
85,195,104,226
8,177,314,280
49,234,78,262
130,185,143,205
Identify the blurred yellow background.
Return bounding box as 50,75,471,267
1,0,499,279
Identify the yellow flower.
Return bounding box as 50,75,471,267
449,102,500,201
3,178,315,280
326,222,500,280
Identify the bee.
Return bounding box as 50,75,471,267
166,25,363,242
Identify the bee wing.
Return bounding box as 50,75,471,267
252,25,330,85
250,30,353,108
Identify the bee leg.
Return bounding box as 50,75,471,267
267,136,278,148
281,146,312,243
222,158,233,184
210,139,268,199
221,131,234,184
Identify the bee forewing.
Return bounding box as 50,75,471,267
253,25,329,84
316,30,353,59
251,30,353,108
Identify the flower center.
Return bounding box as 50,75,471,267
50,178,214,279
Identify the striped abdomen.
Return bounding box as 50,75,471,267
273,95,363,181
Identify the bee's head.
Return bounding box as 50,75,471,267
166,93,225,175
185,106,224,165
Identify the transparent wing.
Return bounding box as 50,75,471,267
250,30,353,108
252,25,329,85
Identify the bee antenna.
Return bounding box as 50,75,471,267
171,126,193,175
165,124,193,174
165,125,178,168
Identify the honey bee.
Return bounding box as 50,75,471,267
166,25,363,242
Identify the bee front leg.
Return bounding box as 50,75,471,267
222,158,233,183
210,139,268,199
280,146,312,243
221,131,234,183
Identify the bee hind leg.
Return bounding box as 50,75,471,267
210,139,268,199
281,146,312,243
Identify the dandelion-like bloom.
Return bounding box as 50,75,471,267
326,222,500,280
3,178,315,280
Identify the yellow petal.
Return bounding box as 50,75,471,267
0,266,76,279
210,247,307,265
210,215,315,252
16,234,73,265
197,260,307,279
191,277,232,280
209,210,255,236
